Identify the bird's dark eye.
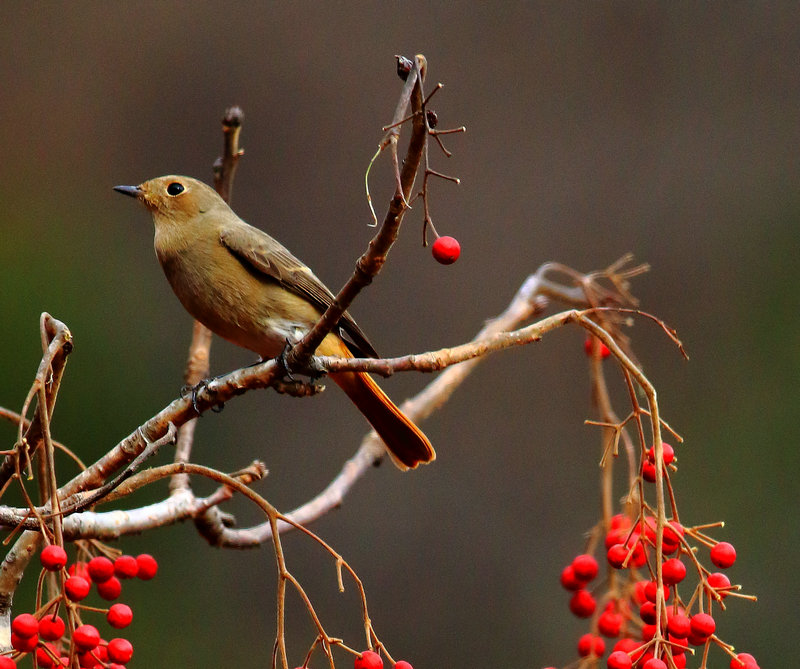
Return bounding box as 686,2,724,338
166,182,185,196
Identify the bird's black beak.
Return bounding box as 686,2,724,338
113,185,142,198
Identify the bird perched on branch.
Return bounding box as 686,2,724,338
115,175,435,470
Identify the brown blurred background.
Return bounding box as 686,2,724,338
1,3,797,667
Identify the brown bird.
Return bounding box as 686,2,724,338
114,175,435,470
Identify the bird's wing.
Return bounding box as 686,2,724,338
219,223,378,359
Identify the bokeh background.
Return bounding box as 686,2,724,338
1,3,797,667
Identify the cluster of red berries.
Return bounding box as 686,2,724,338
352,650,412,669
550,509,758,668
2,545,158,667
294,649,412,669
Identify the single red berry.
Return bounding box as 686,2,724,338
583,336,612,359
88,556,115,583
97,575,123,600
642,460,658,482
37,645,59,667
73,624,101,650
690,612,716,639
41,544,68,571
107,638,134,664
135,553,158,580
730,652,759,668
662,557,687,585
114,555,139,579
641,624,657,642
667,612,691,638
569,589,596,618
607,543,629,569
39,614,66,640
0,657,17,669
577,633,605,657
560,564,586,591
707,571,731,598
643,659,667,669
572,554,599,581
394,662,414,669
710,542,737,569
354,650,383,669
11,630,39,651
68,562,90,580
613,638,643,656
643,580,670,603
639,601,657,625
672,652,688,668
607,650,633,669
78,649,101,667
431,236,460,265
664,520,684,544
107,603,133,629
65,575,91,601
11,612,39,638
647,442,675,465
598,610,623,637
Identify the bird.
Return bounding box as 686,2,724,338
114,175,435,470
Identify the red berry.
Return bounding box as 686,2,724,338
643,659,667,669
0,657,17,669
107,638,134,664
707,571,731,598
607,543,629,569
135,553,158,580
65,575,91,601
431,236,460,265
107,603,133,629
598,610,623,637
607,650,633,669
639,601,657,625
88,556,115,583
39,614,66,640
690,612,716,639
662,558,687,585
584,336,611,359
647,442,675,465
559,564,585,591
68,562,89,580
642,461,657,482
643,580,670,603
37,645,59,667
78,650,101,667
394,662,414,669
730,652,760,668
667,612,691,638
11,612,39,637
11,630,39,651
569,589,596,618
73,624,101,650
41,544,68,571
114,555,139,579
354,650,383,669
97,576,122,600
710,542,737,568
641,624,657,642
577,633,605,657
572,554,599,581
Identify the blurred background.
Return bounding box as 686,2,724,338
1,3,797,667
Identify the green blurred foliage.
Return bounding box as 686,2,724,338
1,3,797,667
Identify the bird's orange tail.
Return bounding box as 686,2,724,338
331,370,435,470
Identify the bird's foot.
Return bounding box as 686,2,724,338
181,377,225,415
